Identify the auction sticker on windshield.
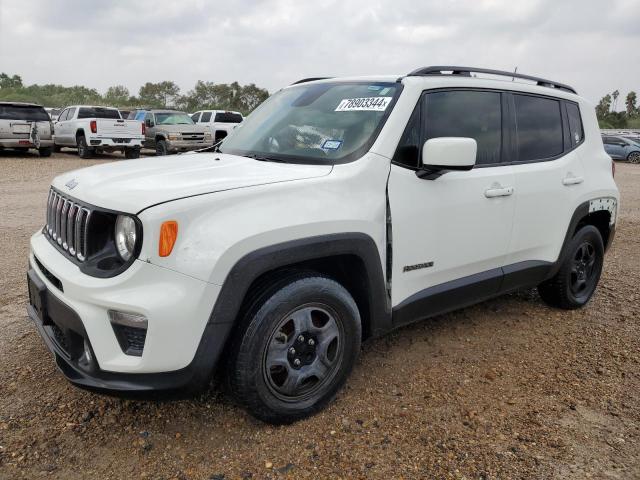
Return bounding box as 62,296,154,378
335,97,392,112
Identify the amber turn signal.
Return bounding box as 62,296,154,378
159,221,178,257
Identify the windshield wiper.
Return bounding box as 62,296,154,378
243,153,287,163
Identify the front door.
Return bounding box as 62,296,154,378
388,89,516,314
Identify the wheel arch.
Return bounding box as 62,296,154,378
209,233,391,341
553,198,616,276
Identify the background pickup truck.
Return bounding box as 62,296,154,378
54,105,144,159
190,110,243,143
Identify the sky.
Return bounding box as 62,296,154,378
0,0,639,107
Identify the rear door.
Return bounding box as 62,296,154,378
505,94,585,280
388,89,516,314
603,136,625,159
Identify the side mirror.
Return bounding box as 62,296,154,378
418,137,477,179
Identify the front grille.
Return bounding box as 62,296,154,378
182,133,205,141
45,188,91,261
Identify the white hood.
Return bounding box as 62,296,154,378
51,153,333,213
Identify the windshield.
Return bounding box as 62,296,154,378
155,112,194,125
219,81,400,164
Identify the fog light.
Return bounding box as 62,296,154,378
109,310,148,356
77,339,94,369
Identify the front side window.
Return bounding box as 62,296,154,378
201,111,212,122
220,81,400,164
566,102,584,147
514,95,563,161
66,107,77,120
191,112,201,122
423,90,502,165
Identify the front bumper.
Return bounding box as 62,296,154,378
0,138,53,148
166,139,212,152
28,231,230,392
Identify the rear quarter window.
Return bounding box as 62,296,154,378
0,105,49,121
214,112,243,123
566,102,584,146
514,94,563,161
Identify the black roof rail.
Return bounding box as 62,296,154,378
407,66,577,94
290,77,332,85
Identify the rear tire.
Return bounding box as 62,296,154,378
54,145,62,153
627,151,640,164
227,273,361,424
77,136,93,159
124,148,140,159
38,147,52,157
155,139,168,156
538,225,604,309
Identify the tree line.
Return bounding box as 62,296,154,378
596,90,640,129
0,73,270,115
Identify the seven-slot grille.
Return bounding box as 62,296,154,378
45,189,91,261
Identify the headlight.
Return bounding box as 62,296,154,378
115,215,137,261
167,133,180,141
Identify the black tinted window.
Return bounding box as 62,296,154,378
566,102,584,146
214,112,243,123
392,102,421,168
78,107,121,119
514,95,563,161
201,111,212,122
424,91,502,165
0,105,49,121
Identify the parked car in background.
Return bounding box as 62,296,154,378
602,135,640,163
190,110,243,143
119,109,131,120
54,106,144,159
136,109,212,155
28,66,618,423
0,102,53,156
45,107,62,122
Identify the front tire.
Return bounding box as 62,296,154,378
155,139,168,156
77,136,93,159
228,273,361,424
538,225,604,309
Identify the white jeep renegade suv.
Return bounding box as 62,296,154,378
27,67,619,423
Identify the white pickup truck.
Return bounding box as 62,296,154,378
190,110,243,143
53,106,145,159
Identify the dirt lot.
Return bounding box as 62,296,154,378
0,150,639,480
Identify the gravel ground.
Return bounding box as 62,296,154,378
0,149,639,480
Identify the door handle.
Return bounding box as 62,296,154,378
562,175,584,186
484,186,514,198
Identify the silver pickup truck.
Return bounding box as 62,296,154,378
54,105,145,159
0,102,54,157
129,109,212,155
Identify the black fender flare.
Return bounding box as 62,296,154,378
185,233,391,388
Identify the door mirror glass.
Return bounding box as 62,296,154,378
422,137,477,171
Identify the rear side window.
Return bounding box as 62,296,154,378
514,95,563,161
566,102,584,146
0,105,49,121
424,90,502,165
201,111,212,122
78,107,121,119
214,112,243,123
